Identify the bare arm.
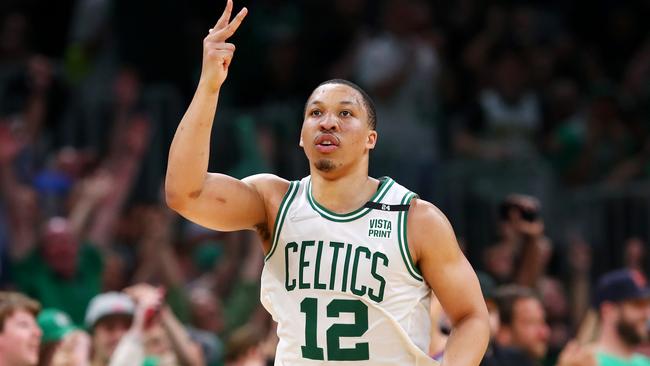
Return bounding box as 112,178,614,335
160,306,205,366
88,117,150,247
409,199,490,366
0,125,38,259
509,195,552,288
68,170,112,240
515,236,551,288
165,1,281,232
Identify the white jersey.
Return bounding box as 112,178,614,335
261,176,438,365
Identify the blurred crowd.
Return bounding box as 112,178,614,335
0,0,649,365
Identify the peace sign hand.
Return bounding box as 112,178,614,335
201,0,247,91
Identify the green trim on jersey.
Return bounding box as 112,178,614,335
397,192,423,281
307,177,395,222
265,181,300,262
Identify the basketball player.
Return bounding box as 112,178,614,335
165,1,489,365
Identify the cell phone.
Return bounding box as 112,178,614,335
143,306,160,329
143,287,166,329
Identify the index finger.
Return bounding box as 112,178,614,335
213,0,233,30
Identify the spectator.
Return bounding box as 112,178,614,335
493,285,596,366
482,284,537,366
11,217,103,324
495,285,550,363
85,292,134,366
223,325,266,366
187,287,224,365
484,194,552,288
593,269,650,366
49,330,91,366
455,48,542,160
37,308,77,366
553,94,636,186
351,0,440,197
109,284,203,366
0,291,42,366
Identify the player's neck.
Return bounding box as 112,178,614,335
310,170,378,214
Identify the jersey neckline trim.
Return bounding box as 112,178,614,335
307,177,395,222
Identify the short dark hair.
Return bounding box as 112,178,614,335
306,79,377,130
224,325,265,362
494,285,539,326
0,292,40,331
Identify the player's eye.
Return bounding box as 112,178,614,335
310,110,322,117
340,110,352,117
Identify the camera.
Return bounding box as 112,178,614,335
498,201,539,222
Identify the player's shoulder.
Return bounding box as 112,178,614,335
407,198,460,261
243,173,292,201
408,198,452,230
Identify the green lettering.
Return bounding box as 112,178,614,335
329,241,344,290
351,246,370,297
326,299,369,360
300,297,324,359
299,241,315,289
369,252,389,302
285,242,298,291
313,241,326,290
341,244,353,292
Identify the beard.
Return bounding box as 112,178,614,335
616,317,646,346
315,159,336,172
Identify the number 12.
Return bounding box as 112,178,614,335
300,297,369,361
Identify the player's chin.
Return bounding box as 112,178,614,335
315,159,337,172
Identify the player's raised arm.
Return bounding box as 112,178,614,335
166,1,274,232
409,199,490,366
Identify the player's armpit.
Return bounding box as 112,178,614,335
167,173,288,233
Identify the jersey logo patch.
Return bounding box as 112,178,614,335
368,218,392,238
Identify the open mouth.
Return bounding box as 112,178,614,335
314,134,340,153
315,134,340,146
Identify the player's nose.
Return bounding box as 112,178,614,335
319,113,339,131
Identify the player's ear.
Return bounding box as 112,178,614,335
366,130,377,150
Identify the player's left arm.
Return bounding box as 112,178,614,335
408,199,490,366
